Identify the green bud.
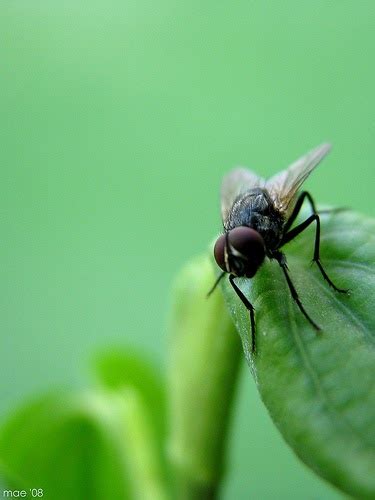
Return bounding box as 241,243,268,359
167,254,242,499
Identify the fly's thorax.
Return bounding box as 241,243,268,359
253,213,284,250
224,188,285,250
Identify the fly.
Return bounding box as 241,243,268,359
209,144,349,354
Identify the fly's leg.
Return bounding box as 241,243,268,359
207,271,226,297
229,274,256,354
318,207,349,215
273,251,320,331
280,191,348,293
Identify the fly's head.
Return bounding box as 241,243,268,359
214,226,266,278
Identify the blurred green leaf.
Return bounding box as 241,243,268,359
92,349,167,459
220,209,375,499
168,255,242,498
0,390,168,500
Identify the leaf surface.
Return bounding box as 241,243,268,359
220,209,375,498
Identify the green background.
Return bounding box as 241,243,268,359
1,2,374,498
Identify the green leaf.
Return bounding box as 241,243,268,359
0,390,168,500
219,209,375,499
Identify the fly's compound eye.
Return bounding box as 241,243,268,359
214,227,266,278
213,234,227,272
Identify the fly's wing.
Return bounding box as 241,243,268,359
266,143,331,217
221,167,265,224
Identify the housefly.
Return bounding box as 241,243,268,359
209,144,348,353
